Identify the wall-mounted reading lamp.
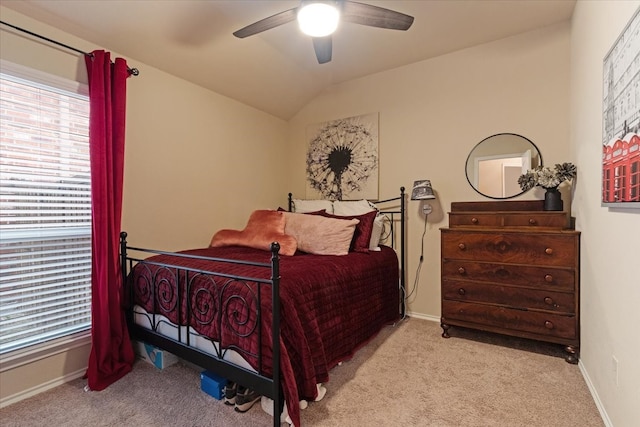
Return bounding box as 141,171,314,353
407,180,436,310
411,179,436,215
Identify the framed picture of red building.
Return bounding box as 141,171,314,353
602,7,640,208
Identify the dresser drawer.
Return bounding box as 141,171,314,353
441,230,578,266
448,213,502,227
449,212,568,228
442,280,575,313
503,212,568,228
442,300,577,339
442,260,575,290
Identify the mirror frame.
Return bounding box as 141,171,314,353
465,133,543,200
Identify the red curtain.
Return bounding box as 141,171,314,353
84,50,134,390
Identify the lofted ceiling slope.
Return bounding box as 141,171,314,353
1,0,576,120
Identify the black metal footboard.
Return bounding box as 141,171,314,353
120,187,407,427
120,232,282,427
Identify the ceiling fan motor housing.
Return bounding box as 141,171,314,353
233,1,414,64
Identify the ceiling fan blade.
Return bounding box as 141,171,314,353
313,36,332,64
233,8,298,38
341,1,414,31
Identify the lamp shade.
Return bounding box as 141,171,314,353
411,180,436,200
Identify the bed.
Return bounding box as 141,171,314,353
121,188,407,427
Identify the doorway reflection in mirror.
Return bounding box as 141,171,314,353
465,133,542,199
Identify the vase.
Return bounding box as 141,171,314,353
544,187,563,211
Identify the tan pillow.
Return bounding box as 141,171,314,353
210,210,297,256
283,212,359,256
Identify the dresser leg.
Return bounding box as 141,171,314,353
441,322,450,338
564,345,579,364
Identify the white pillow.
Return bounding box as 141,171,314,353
292,199,334,214
369,214,386,251
332,199,374,216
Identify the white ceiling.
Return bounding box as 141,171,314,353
2,0,576,120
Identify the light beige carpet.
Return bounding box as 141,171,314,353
0,318,603,426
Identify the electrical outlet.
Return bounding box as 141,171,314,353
612,355,619,386
422,204,433,215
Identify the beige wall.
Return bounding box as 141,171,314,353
122,57,289,252
287,23,572,319
3,3,639,425
0,336,90,406
0,8,88,84
0,5,288,405
571,1,640,426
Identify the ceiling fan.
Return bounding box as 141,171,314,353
233,1,414,64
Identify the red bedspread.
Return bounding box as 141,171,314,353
129,245,400,426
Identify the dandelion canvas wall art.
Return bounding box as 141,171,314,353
305,113,379,200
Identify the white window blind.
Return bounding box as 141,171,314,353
0,67,92,355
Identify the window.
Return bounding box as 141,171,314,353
630,160,639,201
614,164,627,201
0,62,91,355
603,167,612,202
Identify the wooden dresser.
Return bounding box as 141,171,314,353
440,200,580,363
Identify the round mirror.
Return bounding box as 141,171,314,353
465,133,542,199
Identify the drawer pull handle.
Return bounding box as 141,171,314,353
458,288,466,296
544,321,554,329
496,241,509,252
528,218,537,225
458,243,466,250
544,274,553,282
458,267,466,275
544,297,554,305
495,268,509,278
545,247,553,255
471,217,478,224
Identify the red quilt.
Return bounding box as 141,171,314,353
129,245,400,426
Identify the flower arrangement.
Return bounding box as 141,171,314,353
518,162,577,191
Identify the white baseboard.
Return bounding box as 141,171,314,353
0,368,86,409
405,311,440,323
579,361,613,427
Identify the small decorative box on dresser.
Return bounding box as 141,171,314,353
440,200,580,363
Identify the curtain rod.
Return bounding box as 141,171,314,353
0,20,139,76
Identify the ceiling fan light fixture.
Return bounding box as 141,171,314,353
297,3,340,37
